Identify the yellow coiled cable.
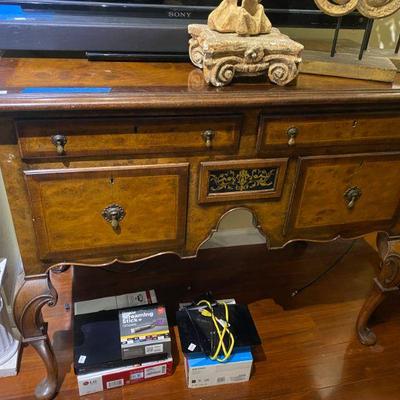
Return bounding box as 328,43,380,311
197,299,235,362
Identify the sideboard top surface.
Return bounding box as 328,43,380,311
0,57,400,112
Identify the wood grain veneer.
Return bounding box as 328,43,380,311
285,152,400,239
24,164,189,261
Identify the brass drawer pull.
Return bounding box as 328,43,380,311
102,204,126,231
201,130,215,149
287,127,298,146
51,134,67,155
344,186,362,209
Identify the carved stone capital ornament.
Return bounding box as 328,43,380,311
188,1,303,87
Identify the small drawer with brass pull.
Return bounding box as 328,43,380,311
23,163,189,261
285,153,400,239
16,114,242,160
257,113,400,154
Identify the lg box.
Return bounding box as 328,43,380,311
77,357,173,396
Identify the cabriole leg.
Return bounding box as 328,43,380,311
357,232,400,345
13,274,59,400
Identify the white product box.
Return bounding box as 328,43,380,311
77,357,173,396
74,289,158,315
178,299,236,310
184,347,253,388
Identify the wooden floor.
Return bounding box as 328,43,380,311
2,238,400,400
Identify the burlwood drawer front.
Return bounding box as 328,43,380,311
24,163,189,261
198,158,288,204
285,153,400,238
16,115,242,159
258,114,400,152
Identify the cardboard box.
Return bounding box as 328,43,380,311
119,305,171,360
77,357,173,396
184,347,253,388
74,291,162,374
74,289,157,315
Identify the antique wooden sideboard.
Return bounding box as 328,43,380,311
1,58,400,400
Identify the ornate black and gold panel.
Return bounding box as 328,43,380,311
198,159,288,203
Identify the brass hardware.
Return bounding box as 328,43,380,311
344,186,362,209
51,134,67,155
201,130,215,148
287,127,298,146
102,204,126,230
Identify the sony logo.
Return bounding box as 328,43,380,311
168,10,192,18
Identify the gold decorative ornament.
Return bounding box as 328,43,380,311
313,0,400,18
209,168,277,193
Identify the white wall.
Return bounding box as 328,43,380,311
0,169,23,310
281,10,400,51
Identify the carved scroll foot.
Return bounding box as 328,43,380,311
356,232,400,346
356,282,386,345
13,274,59,400
31,339,58,400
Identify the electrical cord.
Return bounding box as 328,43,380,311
197,299,235,363
291,240,356,297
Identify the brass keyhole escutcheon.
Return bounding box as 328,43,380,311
102,204,126,231
51,134,67,155
344,186,362,209
287,127,298,146
201,130,215,149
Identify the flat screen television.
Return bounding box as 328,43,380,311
0,0,367,57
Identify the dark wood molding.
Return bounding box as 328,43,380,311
2,89,400,113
